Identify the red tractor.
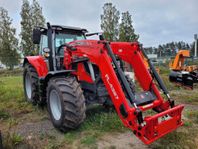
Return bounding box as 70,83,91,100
23,23,184,144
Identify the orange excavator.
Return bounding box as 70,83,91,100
169,50,198,89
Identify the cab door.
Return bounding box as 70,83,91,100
39,34,50,70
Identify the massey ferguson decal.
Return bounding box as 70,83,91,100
105,74,119,99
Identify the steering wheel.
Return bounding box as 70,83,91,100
57,43,76,56
57,44,65,56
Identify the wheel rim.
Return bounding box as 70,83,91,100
49,89,62,121
25,73,32,100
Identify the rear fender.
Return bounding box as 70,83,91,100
23,56,48,77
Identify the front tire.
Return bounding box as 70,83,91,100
47,77,86,131
23,63,39,105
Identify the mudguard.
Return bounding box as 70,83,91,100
23,56,48,77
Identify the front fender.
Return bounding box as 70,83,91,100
23,56,48,77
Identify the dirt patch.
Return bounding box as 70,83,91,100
4,120,65,148
97,131,148,149
14,120,54,137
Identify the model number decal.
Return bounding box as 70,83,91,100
105,74,119,100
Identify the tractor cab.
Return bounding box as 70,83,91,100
33,23,87,71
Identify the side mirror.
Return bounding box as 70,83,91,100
99,34,105,40
32,28,41,44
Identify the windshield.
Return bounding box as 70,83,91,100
55,32,85,55
55,33,85,48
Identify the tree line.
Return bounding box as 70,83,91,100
144,41,196,57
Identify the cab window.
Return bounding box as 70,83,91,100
55,32,85,55
39,34,48,55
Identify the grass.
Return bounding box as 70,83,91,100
81,106,125,133
0,75,126,148
171,88,198,104
3,132,24,148
0,76,47,148
150,129,198,149
80,135,97,145
158,65,171,75
0,110,10,120
0,76,34,117
64,106,126,147
0,68,22,77
0,76,23,102
186,110,198,124
2,118,24,149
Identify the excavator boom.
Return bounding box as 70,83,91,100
169,50,190,70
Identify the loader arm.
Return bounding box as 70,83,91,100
66,40,184,144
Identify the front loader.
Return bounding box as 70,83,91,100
23,22,184,145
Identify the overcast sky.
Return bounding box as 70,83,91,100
0,0,197,47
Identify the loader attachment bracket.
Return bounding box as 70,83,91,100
134,104,184,144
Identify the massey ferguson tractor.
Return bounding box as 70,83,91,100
23,23,184,144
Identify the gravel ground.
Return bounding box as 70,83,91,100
97,131,148,149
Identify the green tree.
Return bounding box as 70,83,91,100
20,0,33,56
31,0,45,54
20,0,45,56
31,0,45,28
101,3,120,41
0,7,20,70
119,11,138,42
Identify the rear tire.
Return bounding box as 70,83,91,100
47,76,86,131
23,63,39,105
